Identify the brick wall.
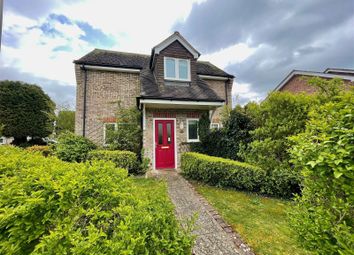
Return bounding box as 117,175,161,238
203,78,233,124
75,65,140,144
143,108,207,170
279,75,353,94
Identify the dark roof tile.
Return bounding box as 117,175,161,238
74,49,234,77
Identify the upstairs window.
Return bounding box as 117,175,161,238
164,57,190,81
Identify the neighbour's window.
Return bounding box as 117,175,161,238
0,137,4,145
210,123,220,130
104,123,117,145
187,119,199,142
164,57,190,81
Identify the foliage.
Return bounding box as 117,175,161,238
192,108,255,161
0,80,55,144
198,112,210,142
107,104,141,154
239,92,316,198
55,132,96,162
26,145,52,157
88,150,142,175
289,91,354,254
55,110,75,136
181,152,266,193
0,123,4,136
0,146,193,254
308,76,345,100
195,184,312,255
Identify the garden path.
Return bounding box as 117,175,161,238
159,171,254,255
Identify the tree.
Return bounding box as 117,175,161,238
56,110,75,136
239,92,317,197
0,80,55,144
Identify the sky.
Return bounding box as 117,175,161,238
1,0,353,107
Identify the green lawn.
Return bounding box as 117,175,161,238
130,177,167,198
194,183,311,255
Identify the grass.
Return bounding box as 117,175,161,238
130,177,168,200
194,183,312,255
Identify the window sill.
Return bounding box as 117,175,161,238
186,140,200,143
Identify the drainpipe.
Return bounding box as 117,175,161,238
81,65,88,137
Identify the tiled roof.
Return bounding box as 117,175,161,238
74,49,234,78
140,68,224,102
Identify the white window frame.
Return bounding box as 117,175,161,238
210,123,220,130
103,123,117,145
187,118,199,143
164,57,191,82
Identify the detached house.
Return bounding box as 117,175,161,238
74,32,234,170
274,68,354,93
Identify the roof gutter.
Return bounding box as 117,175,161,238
139,98,224,106
81,65,88,137
83,65,141,73
274,70,354,91
198,74,230,81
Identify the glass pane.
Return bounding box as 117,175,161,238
165,59,175,78
188,120,198,140
158,123,163,144
179,59,188,80
167,123,171,144
105,123,116,143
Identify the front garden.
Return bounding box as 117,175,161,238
183,78,354,254
0,146,193,254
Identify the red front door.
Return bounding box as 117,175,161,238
155,120,175,169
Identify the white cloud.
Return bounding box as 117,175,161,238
200,43,257,69
232,82,263,105
1,11,91,85
1,0,205,86
57,0,204,54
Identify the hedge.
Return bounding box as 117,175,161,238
181,152,266,192
26,145,51,157
0,146,193,254
54,131,96,162
87,149,141,174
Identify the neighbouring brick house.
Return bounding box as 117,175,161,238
74,32,234,170
274,68,354,93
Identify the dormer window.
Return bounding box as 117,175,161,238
164,57,190,81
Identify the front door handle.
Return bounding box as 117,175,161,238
161,146,169,149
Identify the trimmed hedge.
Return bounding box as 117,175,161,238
87,149,140,174
181,152,266,192
0,146,193,254
26,145,51,157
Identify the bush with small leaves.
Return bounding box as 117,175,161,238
289,91,354,254
88,149,141,174
0,146,193,254
54,132,96,162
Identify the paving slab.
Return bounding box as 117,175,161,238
159,171,254,255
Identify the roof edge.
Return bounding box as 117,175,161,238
274,70,354,91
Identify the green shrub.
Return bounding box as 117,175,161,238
181,152,266,192
192,108,255,161
0,146,193,254
26,145,51,157
55,131,96,162
107,105,142,154
289,91,354,254
239,92,316,198
88,150,141,174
